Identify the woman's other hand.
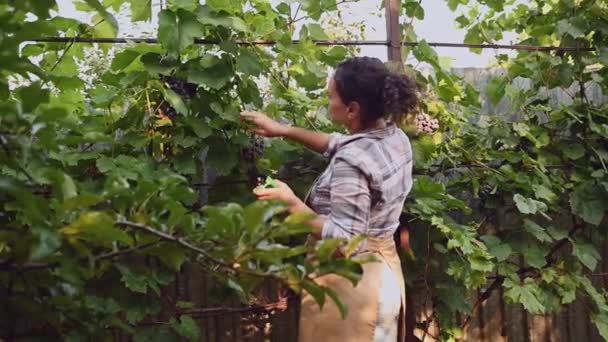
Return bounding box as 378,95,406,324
240,111,288,137
253,179,298,206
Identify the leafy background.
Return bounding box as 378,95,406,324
1,0,607,340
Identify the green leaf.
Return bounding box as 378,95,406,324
250,14,276,37
60,212,133,247
405,1,425,20
60,173,78,201
302,279,325,309
307,24,329,40
480,235,512,262
187,55,233,90
158,10,179,54
556,17,587,38
571,238,600,271
546,225,568,240
205,141,239,175
316,238,342,262
141,53,178,75
570,181,606,225
115,264,150,293
513,194,548,216
318,259,363,286
181,117,212,138
196,5,248,32
111,49,142,71
226,277,249,304
147,243,187,271
523,243,546,268
523,219,553,243
413,40,439,67
134,326,179,342
170,315,200,341
162,88,189,116
591,312,608,341
504,278,545,314
168,0,198,11
83,0,119,37
236,48,262,76
323,285,348,319
128,0,152,21
158,9,203,56
343,235,366,258
30,226,62,260
17,83,50,113
531,184,557,203
487,76,507,106
206,0,241,13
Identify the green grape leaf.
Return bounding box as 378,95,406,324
128,0,152,21
504,278,545,314
307,23,329,40
571,238,600,271
158,9,203,56
115,264,150,294
570,181,606,225
187,55,233,90
323,285,348,319
513,194,548,216
170,315,200,341
523,219,553,243
29,226,62,260
480,235,512,262
487,76,507,106
162,88,190,116
196,5,248,32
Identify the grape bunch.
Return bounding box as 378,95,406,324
241,135,265,163
160,103,177,119
160,75,197,99
479,184,494,199
414,112,439,135
241,135,267,187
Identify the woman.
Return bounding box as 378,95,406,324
241,56,417,342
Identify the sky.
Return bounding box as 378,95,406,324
55,0,516,68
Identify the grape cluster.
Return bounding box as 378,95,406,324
414,112,439,134
160,75,197,99
479,184,494,199
160,103,177,119
241,136,264,163
519,138,534,154
241,135,267,187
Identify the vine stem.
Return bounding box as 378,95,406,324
0,241,158,271
115,221,276,279
2,221,276,279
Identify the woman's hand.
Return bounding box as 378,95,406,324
253,179,299,207
254,179,324,237
240,111,288,137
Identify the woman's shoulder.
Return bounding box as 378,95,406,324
326,123,411,160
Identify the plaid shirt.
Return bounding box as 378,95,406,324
305,123,414,240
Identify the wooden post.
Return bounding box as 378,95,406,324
385,0,402,63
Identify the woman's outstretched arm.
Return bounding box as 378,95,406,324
241,111,330,154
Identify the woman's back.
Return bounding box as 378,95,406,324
308,122,413,240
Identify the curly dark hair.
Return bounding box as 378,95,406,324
333,56,418,125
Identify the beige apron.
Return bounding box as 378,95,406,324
298,236,406,342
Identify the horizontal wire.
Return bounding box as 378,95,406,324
27,37,595,52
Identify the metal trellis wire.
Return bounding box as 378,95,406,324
27,37,595,52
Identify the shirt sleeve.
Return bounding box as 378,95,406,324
321,153,371,240
323,132,345,158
